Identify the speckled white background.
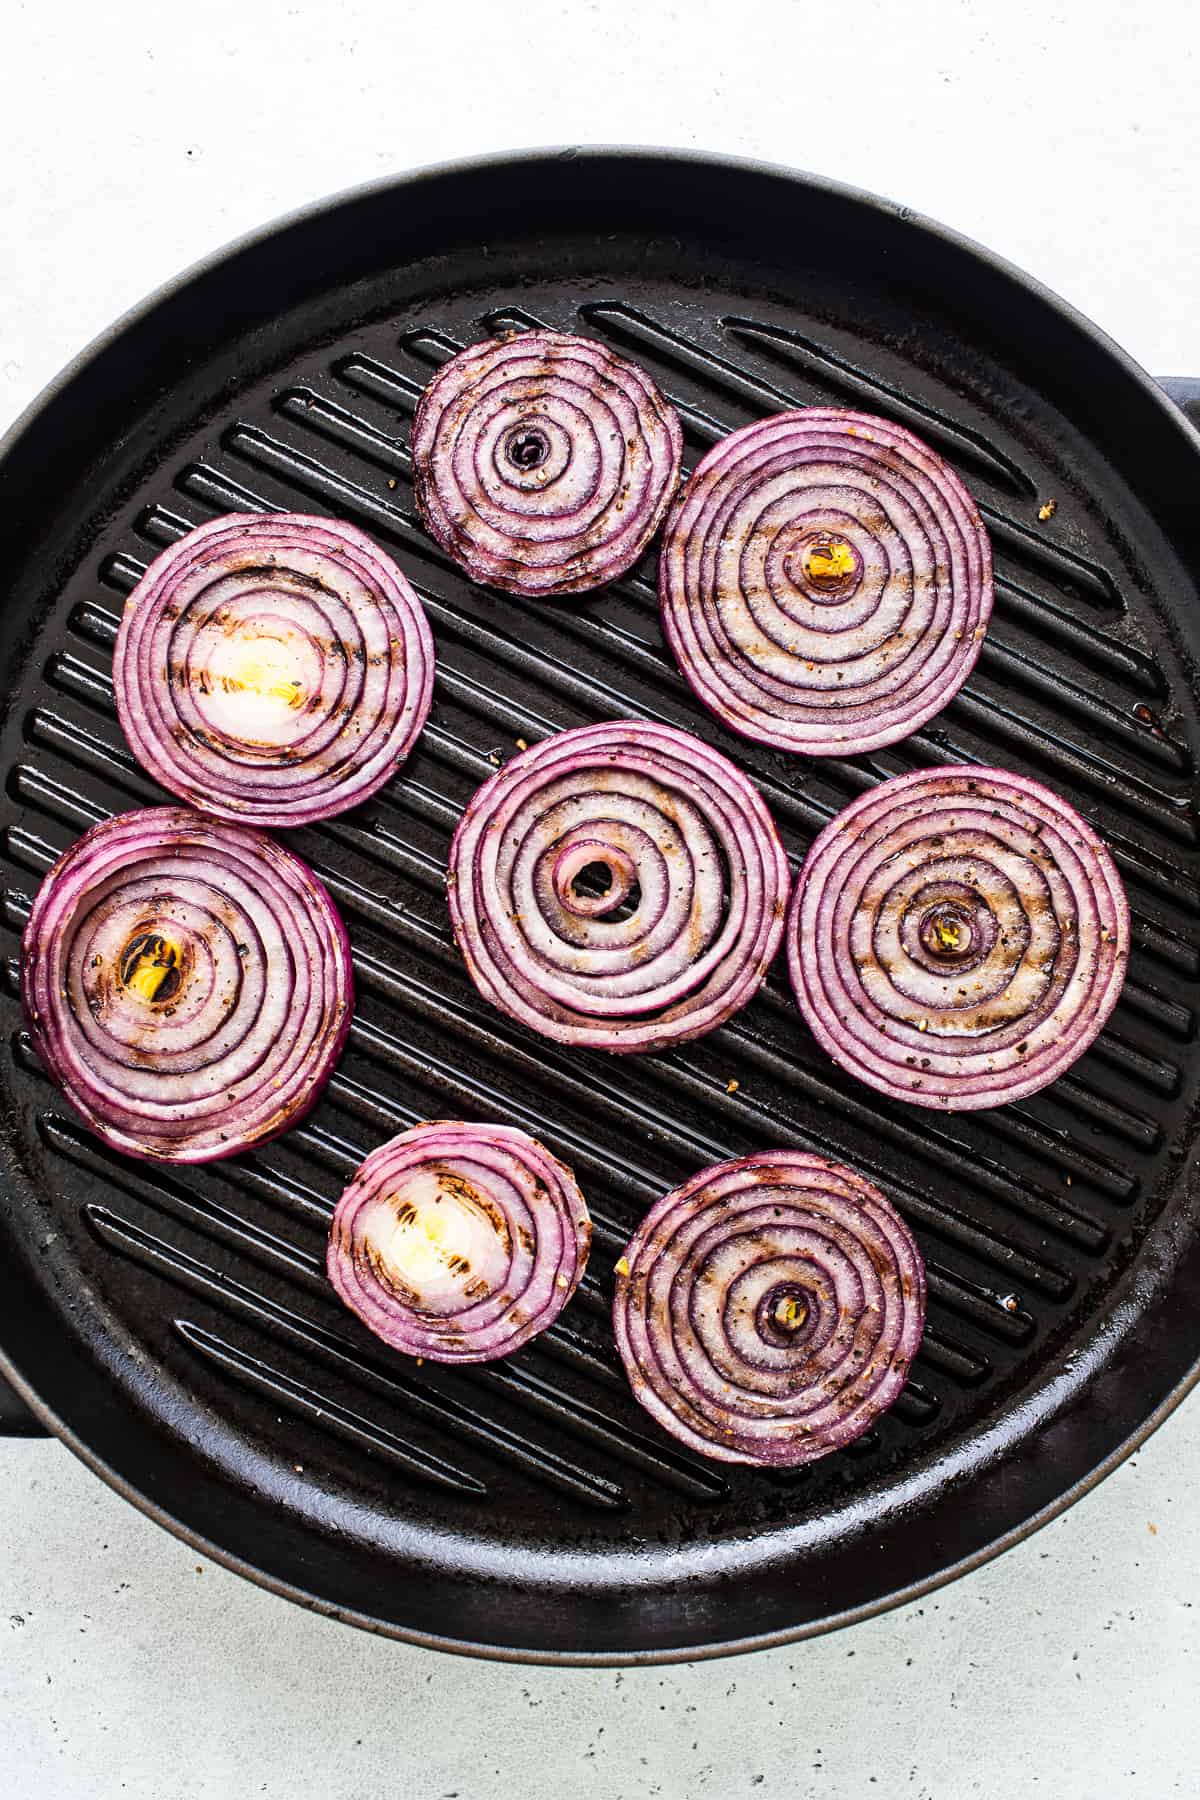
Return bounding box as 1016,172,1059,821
1,1,1197,1794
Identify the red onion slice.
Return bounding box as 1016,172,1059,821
447,721,790,1053
788,766,1129,1109
114,513,434,826
21,807,352,1162
659,409,993,755
411,331,683,596
327,1121,592,1362
613,1151,925,1466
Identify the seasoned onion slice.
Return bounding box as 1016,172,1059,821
412,331,682,596
447,721,790,1053
659,409,993,755
787,766,1129,1108
114,513,433,826
327,1122,591,1362
614,1151,925,1465
22,807,352,1161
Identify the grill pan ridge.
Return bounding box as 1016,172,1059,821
0,150,1198,1662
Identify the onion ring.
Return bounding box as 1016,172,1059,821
659,408,993,755
447,721,790,1053
412,331,682,596
327,1121,591,1362
114,512,434,826
22,807,353,1161
613,1150,925,1465
787,765,1129,1109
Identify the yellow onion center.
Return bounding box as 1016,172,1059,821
120,931,183,1004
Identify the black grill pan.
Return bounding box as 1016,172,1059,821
1,150,1198,1663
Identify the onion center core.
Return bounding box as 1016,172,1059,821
552,838,640,919
375,1185,482,1288
757,1282,812,1342
918,901,977,963
195,615,321,748
787,530,864,601
119,930,185,1005
575,860,614,898
504,425,551,471
772,1292,808,1332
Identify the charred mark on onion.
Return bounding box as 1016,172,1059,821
119,930,184,1004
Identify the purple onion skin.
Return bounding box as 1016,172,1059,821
411,331,683,597
659,408,993,756
21,807,353,1163
788,765,1129,1110
613,1151,926,1466
327,1121,592,1363
446,720,791,1054
114,512,434,828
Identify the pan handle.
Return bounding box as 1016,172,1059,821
1159,377,1200,429
0,1367,50,1438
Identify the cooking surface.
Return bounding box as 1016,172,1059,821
1,155,1198,1659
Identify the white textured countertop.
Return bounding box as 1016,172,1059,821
1,2,1196,1795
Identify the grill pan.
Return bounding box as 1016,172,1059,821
1,149,1199,1664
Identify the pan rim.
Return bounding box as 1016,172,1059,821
1,1336,1195,1665
4,145,1199,476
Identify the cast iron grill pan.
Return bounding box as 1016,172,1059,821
1,152,1198,1662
